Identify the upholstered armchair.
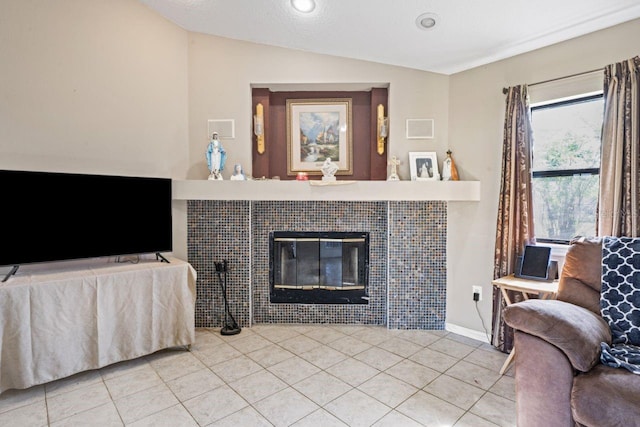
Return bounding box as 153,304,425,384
503,236,640,427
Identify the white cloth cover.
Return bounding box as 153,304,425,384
0,257,196,394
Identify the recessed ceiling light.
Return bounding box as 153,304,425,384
291,0,316,13
416,13,438,31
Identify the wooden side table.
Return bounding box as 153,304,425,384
492,274,559,374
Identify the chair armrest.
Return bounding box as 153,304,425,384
504,299,611,372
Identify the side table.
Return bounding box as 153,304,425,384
492,274,559,374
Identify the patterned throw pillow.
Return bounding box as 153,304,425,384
601,236,640,346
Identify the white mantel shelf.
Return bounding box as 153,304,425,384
172,180,480,202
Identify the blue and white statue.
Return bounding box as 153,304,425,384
206,132,227,180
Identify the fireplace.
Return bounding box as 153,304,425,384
189,200,447,328
269,231,369,304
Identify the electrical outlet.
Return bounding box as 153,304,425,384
472,285,482,301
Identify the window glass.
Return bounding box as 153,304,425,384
530,94,603,242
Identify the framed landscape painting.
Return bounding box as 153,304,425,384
286,98,353,176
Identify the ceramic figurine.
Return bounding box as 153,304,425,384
206,132,227,180
442,150,459,181
230,164,246,180
321,158,338,181
387,156,400,181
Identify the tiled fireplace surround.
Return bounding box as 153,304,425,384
188,200,446,330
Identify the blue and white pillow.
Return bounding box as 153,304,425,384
600,236,640,374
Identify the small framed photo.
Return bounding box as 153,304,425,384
409,152,439,181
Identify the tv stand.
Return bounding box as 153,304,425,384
0,258,196,395
156,252,170,263
1,265,18,283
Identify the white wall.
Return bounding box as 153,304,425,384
447,18,640,334
0,0,189,178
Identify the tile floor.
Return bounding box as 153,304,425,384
0,325,516,426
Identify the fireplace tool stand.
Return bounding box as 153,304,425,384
215,260,241,336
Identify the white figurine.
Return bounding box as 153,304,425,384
442,150,459,181
387,156,401,181
321,158,338,181
230,164,246,181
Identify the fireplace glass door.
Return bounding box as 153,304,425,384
270,232,369,304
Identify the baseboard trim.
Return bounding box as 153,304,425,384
445,323,490,344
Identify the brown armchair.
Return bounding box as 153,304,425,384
503,237,640,427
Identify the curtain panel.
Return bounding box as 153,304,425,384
492,85,535,353
598,56,640,237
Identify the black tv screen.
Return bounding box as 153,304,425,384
0,170,173,267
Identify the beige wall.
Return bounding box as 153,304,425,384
447,19,640,334
187,33,450,180
0,0,189,178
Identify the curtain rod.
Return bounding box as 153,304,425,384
501,67,603,94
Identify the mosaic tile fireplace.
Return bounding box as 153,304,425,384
187,200,446,330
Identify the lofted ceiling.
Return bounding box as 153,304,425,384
138,0,640,75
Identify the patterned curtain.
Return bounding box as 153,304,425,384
598,56,640,237
492,85,535,353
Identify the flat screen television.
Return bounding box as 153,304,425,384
0,169,173,275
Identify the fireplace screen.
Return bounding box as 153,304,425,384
269,231,369,304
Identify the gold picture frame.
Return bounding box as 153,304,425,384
286,98,353,176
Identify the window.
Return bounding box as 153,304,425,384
530,93,603,244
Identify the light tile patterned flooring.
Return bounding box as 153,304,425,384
0,325,516,426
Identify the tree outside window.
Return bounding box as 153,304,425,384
530,94,603,243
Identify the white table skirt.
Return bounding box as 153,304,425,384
0,257,196,394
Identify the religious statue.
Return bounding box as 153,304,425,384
321,157,338,181
387,156,400,181
206,132,227,180
442,150,459,181
230,163,246,181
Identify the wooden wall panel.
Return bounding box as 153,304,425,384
370,88,388,180
251,88,388,180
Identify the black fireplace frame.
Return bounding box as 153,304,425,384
269,231,370,304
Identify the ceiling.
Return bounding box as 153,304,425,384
138,0,640,75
